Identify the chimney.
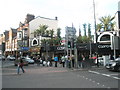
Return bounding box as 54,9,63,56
55,17,58,20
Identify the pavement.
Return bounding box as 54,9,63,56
0,60,106,70
0,60,14,68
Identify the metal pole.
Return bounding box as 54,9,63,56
74,47,78,68
70,40,72,68
93,0,99,67
90,41,92,58
93,0,97,41
113,36,116,59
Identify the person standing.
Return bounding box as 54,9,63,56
81,55,85,68
48,56,52,67
41,55,45,66
17,57,25,74
61,56,65,67
78,54,82,68
54,55,58,67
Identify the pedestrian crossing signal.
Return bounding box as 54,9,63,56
68,41,71,48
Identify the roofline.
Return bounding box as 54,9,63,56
35,16,57,21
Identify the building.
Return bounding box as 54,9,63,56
4,28,17,57
0,34,5,55
29,16,58,56
17,14,35,57
95,10,120,58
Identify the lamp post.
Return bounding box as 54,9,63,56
93,0,99,67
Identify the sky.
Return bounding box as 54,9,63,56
0,0,119,36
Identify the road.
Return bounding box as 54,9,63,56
2,63,120,89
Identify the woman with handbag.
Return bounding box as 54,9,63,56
17,57,25,74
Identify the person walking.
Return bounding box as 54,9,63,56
54,55,58,67
17,57,25,74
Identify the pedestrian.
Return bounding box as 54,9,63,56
65,55,68,67
17,57,25,74
41,55,45,66
48,56,52,67
36,57,40,66
61,56,65,67
81,55,85,68
78,54,82,68
54,55,58,67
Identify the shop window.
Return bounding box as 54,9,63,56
100,35,110,41
33,40,37,45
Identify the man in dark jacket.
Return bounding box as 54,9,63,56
17,57,25,74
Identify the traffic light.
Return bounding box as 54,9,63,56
68,41,71,48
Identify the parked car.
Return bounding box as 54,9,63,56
7,56,16,61
24,58,34,64
105,57,120,72
14,58,28,66
0,55,5,61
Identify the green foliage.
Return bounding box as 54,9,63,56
77,36,91,43
49,29,54,38
57,28,61,38
83,23,87,36
88,23,91,38
97,15,115,31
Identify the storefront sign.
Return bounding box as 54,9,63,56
57,47,65,50
21,47,29,51
98,44,111,49
30,47,40,52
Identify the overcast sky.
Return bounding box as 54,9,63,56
0,0,119,36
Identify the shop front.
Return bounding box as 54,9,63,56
30,47,40,56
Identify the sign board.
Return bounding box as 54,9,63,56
21,47,29,51
111,36,119,50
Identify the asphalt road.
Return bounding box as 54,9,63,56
2,64,120,89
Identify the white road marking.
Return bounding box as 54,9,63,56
97,83,100,85
107,87,111,89
78,74,106,88
112,76,120,80
89,79,92,81
110,74,119,75
88,70,120,80
102,74,110,77
88,70,100,74
102,85,105,87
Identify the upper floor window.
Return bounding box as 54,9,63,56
100,35,110,41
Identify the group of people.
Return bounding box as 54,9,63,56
16,54,88,75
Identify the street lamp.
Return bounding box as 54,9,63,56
93,0,99,67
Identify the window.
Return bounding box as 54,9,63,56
19,33,22,39
31,38,38,46
100,35,110,41
33,40,37,45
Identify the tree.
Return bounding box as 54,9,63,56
45,30,49,37
97,15,115,31
77,36,91,43
49,29,54,38
96,23,102,31
83,23,87,36
88,23,91,38
57,28,61,38
53,37,61,45
33,25,48,37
